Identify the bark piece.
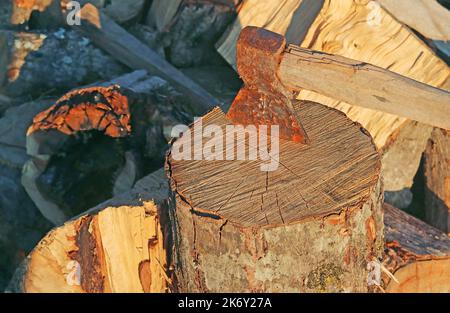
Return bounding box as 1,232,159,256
424,128,450,234
383,203,450,292
167,101,384,292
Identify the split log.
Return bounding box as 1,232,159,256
167,101,383,292
424,129,450,234
382,121,433,209
383,203,450,292
73,4,220,113
216,0,450,197
7,169,172,293
377,0,450,41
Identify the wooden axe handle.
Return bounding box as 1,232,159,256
279,45,450,130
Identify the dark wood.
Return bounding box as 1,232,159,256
73,4,220,114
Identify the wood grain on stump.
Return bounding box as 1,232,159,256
167,101,384,292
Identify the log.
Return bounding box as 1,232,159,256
424,128,450,234
383,203,450,292
167,101,384,292
21,70,195,225
216,0,450,202
7,169,171,293
382,121,433,209
73,3,220,113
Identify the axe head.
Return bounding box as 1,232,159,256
226,26,309,144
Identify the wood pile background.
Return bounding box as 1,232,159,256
0,0,449,293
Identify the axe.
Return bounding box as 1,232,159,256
227,26,450,143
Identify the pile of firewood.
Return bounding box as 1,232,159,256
0,0,449,293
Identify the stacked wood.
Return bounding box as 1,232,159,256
216,0,450,207
383,203,450,292
7,169,171,293
424,129,450,234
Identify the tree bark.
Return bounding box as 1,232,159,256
167,101,384,292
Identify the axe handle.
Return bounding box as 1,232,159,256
279,45,450,130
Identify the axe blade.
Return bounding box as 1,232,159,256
226,26,309,144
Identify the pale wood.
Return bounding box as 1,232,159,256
378,0,450,41
424,128,450,234
216,0,316,68
7,169,171,293
280,46,450,131
381,120,433,197
383,204,450,292
146,0,183,31
217,0,450,149
73,4,220,113
168,101,384,292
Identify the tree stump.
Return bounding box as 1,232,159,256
167,101,383,292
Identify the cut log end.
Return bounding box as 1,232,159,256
168,100,381,228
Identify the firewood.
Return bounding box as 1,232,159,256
73,4,220,114
216,0,450,199
377,0,450,41
382,121,433,208
167,101,383,292
20,70,194,225
383,203,450,292
424,129,450,234
7,169,171,293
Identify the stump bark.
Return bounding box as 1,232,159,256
167,101,383,292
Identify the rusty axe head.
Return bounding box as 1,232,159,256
226,26,309,144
